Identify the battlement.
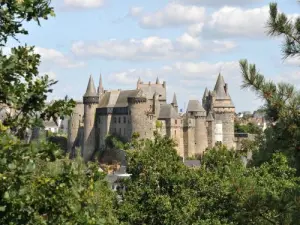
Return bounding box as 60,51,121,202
83,96,99,104
127,96,147,104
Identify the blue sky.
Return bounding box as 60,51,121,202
5,0,300,112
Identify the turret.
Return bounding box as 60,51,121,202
206,110,215,148
212,74,235,148
156,77,160,84
186,100,208,156
202,87,208,111
128,90,153,140
83,75,99,161
171,93,178,113
98,74,104,99
137,77,142,89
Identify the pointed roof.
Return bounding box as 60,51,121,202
202,87,208,100
84,75,97,97
156,77,159,84
214,73,229,100
137,77,141,83
186,100,205,112
98,74,103,93
172,93,178,106
206,110,214,121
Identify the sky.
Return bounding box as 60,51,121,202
4,0,300,112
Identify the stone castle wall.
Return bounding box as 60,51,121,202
128,99,154,140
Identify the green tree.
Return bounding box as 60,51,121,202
0,1,118,224
239,2,300,171
0,0,75,138
0,132,118,224
117,134,200,225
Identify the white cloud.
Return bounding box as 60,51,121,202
106,60,259,111
135,3,206,28
64,0,105,8
180,0,263,7
71,35,236,61
40,71,57,80
187,23,204,37
205,6,300,38
206,6,269,38
212,40,238,52
35,47,85,68
284,57,300,66
129,7,144,17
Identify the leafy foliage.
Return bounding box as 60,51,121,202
267,2,300,58
0,132,118,224
0,1,75,138
116,135,300,225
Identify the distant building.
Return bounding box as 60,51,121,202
68,74,236,161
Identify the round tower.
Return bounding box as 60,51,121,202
206,110,215,148
67,102,84,154
194,105,208,156
83,75,99,161
128,91,153,140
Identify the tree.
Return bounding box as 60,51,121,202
239,2,300,171
0,0,75,139
0,1,118,224
0,132,118,224
267,2,300,59
117,134,200,225
117,135,300,224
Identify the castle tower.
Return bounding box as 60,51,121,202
67,102,84,154
128,90,153,140
212,74,235,148
171,93,178,113
185,100,208,157
83,75,99,161
206,110,215,148
156,77,159,84
193,101,208,156
97,74,104,98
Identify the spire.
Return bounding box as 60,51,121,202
84,75,97,97
137,77,141,89
172,93,178,106
137,77,141,83
156,77,159,84
214,73,228,100
98,74,104,94
206,110,214,121
202,87,208,100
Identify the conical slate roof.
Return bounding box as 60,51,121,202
84,75,97,97
214,73,230,100
172,93,178,106
156,77,160,84
98,74,103,93
206,110,214,121
186,100,205,112
202,87,208,100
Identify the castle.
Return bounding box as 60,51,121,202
67,74,235,161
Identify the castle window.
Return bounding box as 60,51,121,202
114,128,117,134
114,117,117,123
175,130,177,137
123,117,126,123
119,128,122,135
175,120,177,125
118,117,121,123
124,128,126,136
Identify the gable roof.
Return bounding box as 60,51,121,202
186,100,205,112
